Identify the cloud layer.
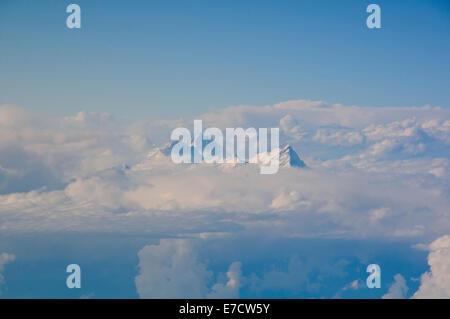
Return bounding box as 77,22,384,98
1,101,449,240
0,100,449,298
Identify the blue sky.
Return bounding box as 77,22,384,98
1,0,449,119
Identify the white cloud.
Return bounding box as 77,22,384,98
412,235,450,298
313,129,364,146
135,239,242,298
369,207,390,223
0,101,448,242
343,279,363,291
332,279,364,298
135,239,212,298
64,110,113,125
270,190,306,211
279,115,306,141
382,274,408,299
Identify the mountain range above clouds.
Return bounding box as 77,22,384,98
133,141,306,172
1,102,448,239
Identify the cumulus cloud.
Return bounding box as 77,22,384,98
382,274,408,299
135,239,242,298
279,115,306,141
200,100,449,130
332,278,365,298
412,235,450,298
0,253,15,294
207,262,242,298
135,239,212,298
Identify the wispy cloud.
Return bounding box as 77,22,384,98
0,252,15,294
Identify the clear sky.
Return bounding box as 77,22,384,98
1,0,449,119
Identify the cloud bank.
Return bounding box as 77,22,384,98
0,100,449,298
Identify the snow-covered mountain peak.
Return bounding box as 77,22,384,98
134,142,306,171
278,144,306,168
